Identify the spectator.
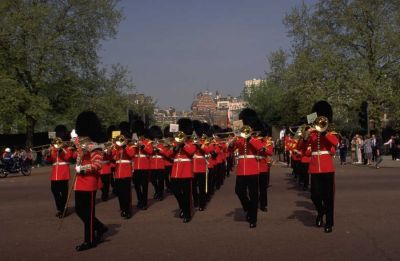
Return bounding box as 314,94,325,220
384,135,397,161
363,135,373,165
339,136,348,165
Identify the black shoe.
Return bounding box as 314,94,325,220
183,218,191,223
249,223,257,228
101,194,108,201
121,211,127,218
316,215,323,227
141,205,148,210
324,226,333,233
179,210,184,218
260,207,267,212
198,207,204,211
56,211,63,218
124,212,132,219
75,242,96,252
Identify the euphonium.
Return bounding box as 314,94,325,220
115,134,127,147
313,116,329,132
52,137,64,149
174,131,186,143
239,125,252,139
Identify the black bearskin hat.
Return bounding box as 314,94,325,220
192,120,203,136
163,126,173,138
177,118,193,136
55,124,69,140
149,125,163,140
202,122,212,137
75,111,102,143
132,119,145,137
239,108,259,127
119,121,131,138
312,100,333,123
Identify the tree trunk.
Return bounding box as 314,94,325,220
26,115,36,148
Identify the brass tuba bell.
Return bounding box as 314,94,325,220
174,131,186,143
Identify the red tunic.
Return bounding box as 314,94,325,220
299,132,339,174
258,138,273,174
193,141,213,173
112,145,135,179
229,136,264,176
149,143,169,170
74,148,103,191
100,152,113,175
47,147,72,181
171,140,197,179
133,138,153,170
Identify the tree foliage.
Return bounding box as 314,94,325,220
248,0,400,133
0,0,155,146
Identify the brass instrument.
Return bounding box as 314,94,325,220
313,116,329,133
239,125,252,139
115,134,128,147
174,131,187,143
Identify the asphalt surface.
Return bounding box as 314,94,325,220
1,156,400,261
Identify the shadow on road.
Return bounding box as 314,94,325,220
99,223,121,244
287,210,315,227
295,200,314,210
225,208,247,222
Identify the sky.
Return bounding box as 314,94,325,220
100,0,317,110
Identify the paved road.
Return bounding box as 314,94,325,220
1,157,399,261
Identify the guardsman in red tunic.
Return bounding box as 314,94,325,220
258,136,273,212
73,111,108,251
298,129,312,191
100,145,113,201
299,101,339,233
46,137,73,218
191,121,214,211
170,118,197,223
132,120,153,210
163,126,174,193
112,135,135,219
149,125,171,201
229,125,264,228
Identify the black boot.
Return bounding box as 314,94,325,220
75,242,96,251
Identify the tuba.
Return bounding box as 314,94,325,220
174,131,186,143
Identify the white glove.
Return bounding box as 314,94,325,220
70,129,78,139
75,165,82,173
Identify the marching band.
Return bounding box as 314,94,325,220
42,102,339,251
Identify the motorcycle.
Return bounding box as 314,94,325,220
0,157,32,178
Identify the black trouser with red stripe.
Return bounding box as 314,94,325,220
310,173,335,227
51,180,68,212
171,178,192,219
258,172,269,210
235,175,259,224
207,167,215,197
75,191,105,244
192,172,206,209
150,169,165,198
115,177,132,213
134,170,149,207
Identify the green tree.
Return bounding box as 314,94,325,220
0,0,122,146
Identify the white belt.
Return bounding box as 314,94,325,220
237,155,257,159
193,155,205,159
116,160,132,164
151,155,163,159
101,160,110,164
136,154,148,158
257,156,266,159
174,158,192,162
311,151,330,156
53,162,69,166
